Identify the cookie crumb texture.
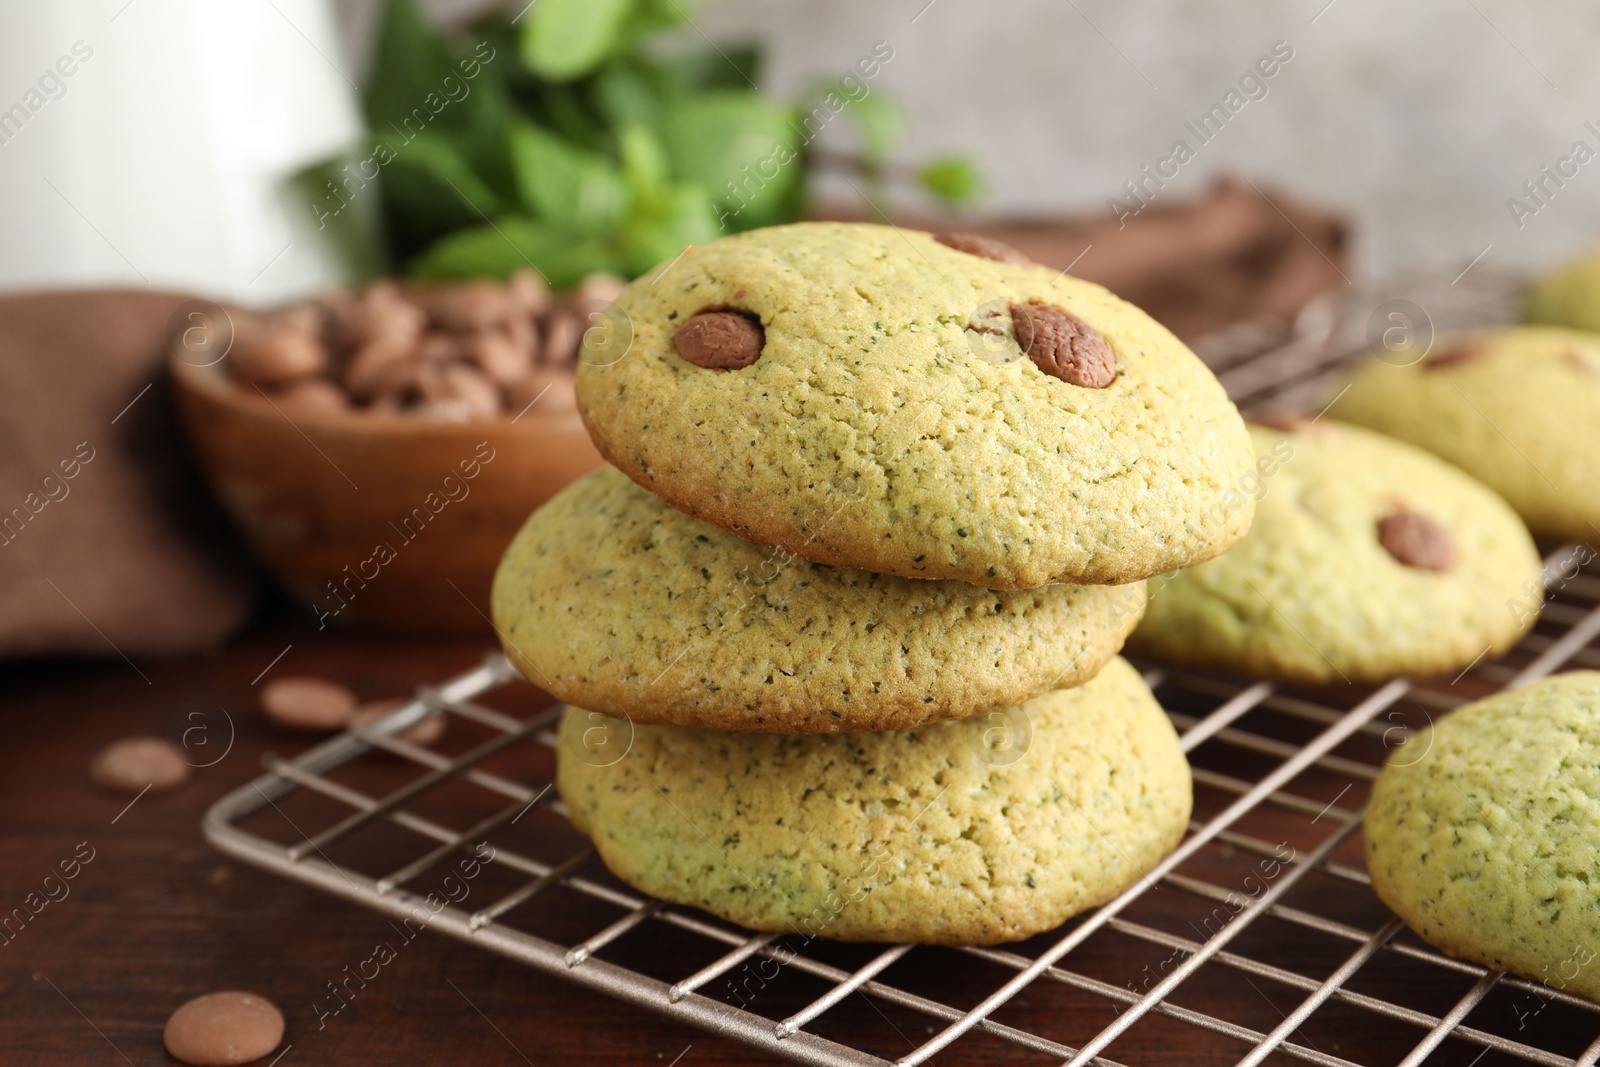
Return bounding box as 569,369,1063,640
1366,672,1600,1003
493,467,1145,731
576,222,1256,589
1339,326,1600,542
1130,421,1542,683
557,658,1191,945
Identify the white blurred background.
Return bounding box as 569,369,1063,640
682,0,1600,280
0,1,361,302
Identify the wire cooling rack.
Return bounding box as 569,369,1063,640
204,276,1600,1066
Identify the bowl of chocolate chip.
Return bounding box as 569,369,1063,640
171,270,613,634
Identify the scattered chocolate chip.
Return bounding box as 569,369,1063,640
363,358,429,410
470,327,533,386
89,737,191,795
1378,510,1457,571
507,367,578,413
418,332,466,363
351,281,426,349
935,232,1032,266
342,338,415,398
163,991,284,1067
423,280,513,331
505,313,540,363
1009,303,1117,388
1422,342,1482,371
507,268,551,317
269,378,348,416
673,310,765,370
542,308,586,368
415,363,502,422
574,272,628,309
260,676,358,732
221,272,626,416
231,324,326,385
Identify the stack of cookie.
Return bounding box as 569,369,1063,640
491,222,1258,945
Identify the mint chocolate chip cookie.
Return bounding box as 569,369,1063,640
1130,421,1542,683
1337,326,1600,543
493,466,1145,732
557,657,1191,945
576,221,1256,589
1366,672,1600,1002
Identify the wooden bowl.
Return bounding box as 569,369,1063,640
171,356,604,635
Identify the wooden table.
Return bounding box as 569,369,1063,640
6,605,1598,1067
3,609,724,1066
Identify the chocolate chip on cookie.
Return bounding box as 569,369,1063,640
1378,510,1457,571
934,232,1032,266
1422,342,1482,371
673,310,764,370
1010,303,1117,388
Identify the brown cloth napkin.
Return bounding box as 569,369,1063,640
966,178,1351,341
0,289,255,659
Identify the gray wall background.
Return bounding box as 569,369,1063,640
354,0,1600,282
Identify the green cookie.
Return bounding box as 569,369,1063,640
1366,671,1600,1003
557,657,1191,945
575,221,1255,589
491,466,1145,733
1337,326,1600,543
1130,421,1542,683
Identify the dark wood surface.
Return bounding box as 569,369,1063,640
5,604,1599,1067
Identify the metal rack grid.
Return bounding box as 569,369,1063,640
203,283,1600,1066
